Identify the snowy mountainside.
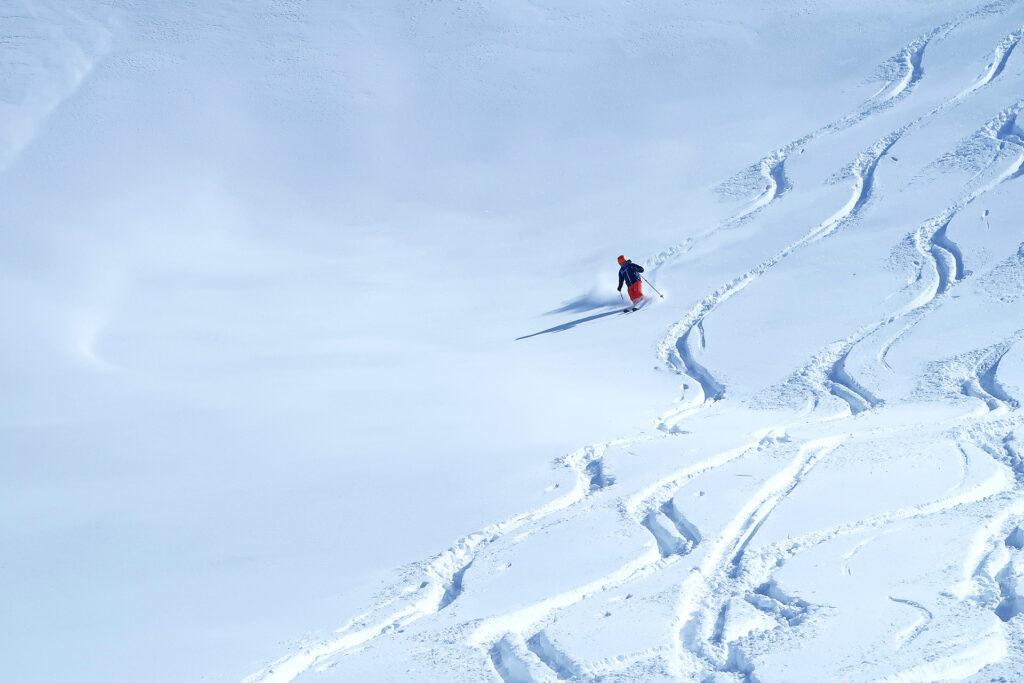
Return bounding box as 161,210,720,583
4,1,1024,682
244,2,1024,682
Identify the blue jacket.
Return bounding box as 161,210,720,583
618,261,644,290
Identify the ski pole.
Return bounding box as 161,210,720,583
641,275,664,298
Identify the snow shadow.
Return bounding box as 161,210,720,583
546,289,622,315
516,308,624,340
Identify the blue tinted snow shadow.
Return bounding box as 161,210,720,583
546,289,621,315
516,308,624,340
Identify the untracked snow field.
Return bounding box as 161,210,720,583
5,1,1024,682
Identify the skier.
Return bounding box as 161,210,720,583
617,255,645,310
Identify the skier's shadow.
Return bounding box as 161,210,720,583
515,309,622,340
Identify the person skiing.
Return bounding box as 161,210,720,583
617,255,644,310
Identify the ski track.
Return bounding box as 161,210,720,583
241,437,636,683
657,13,1024,420
715,430,1016,680
552,270,1024,679
655,129,896,428
878,100,1024,370
467,439,774,669
769,437,1014,558
474,434,832,682
768,97,1024,414
743,418,1024,667
489,634,546,683
678,2,1024,421
243,4,1024,681
646,9,936,272
526,631,587,682
956,334,1024,415
670,438,842,678
889,597,933,650
842,534,880,576
956,26,1024,100
828,344,884,414
649,0,1014,275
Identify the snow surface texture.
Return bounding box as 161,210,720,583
7,1,1024,682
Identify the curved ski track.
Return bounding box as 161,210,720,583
879,99,1024,370
660,28,1024,427
671,438,843,677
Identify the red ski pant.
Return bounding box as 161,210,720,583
627,281,643,303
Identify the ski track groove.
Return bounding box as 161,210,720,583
956,26,1024,100
468,439,777,664
241,436,642,683
958,334,1024,414
740,414,1024,652
655,132,892,427
674,392,1024,680
476,435,830,682
525,631,588,682
828,346,884,414
889,597,934,649
646,12,940,273
657,121,909,427
489,634,547,683
657,19,1024,419
764,441,1013,564
877,101,1024,369
810,96,1024,406
670,438,842,678
649,0,1013,275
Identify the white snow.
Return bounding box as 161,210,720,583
5,0,1024,681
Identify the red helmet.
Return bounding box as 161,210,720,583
618,255,627,264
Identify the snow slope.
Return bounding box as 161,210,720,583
5,1,1024,682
